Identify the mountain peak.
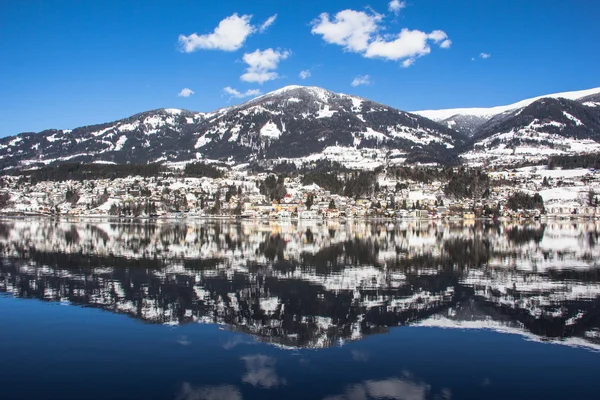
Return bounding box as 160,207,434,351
251,85,337,103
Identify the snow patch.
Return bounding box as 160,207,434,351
316,105,337,119
118,121,140,132
114,135,128,151
195,134,212,149
562,111,583,126
260,121,282,139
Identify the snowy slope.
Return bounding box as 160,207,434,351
463,97,600,165
0,108,207,167
414,87,600,135
415,87,600,121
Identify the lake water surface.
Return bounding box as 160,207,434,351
0,219,599,400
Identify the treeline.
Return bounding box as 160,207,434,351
506,192,545,211
444,168,490,199
10,162,226,183
248,160,349,176
183,162,224,178
547,153,600,170
258,175,287,201
301,172,343,194
387,166,450,184
297,166,492,200
343,172,376,199
109,201,158,217
299,170,376,199
15,163,166,183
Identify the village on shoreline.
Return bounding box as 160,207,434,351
0,160,599,221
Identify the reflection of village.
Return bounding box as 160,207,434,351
0,219,599,351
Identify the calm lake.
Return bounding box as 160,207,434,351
0,219,599,400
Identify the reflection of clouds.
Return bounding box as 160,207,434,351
351,350,369,362
435,388,452,400
323,375,432,400
241,354,286,388
177,335,191,346
223,336,254,350
176,383,242,400
366,378,429,400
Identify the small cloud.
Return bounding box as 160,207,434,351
223,86,261,99
351,74,371,87
388,0,407,15
178,88,194,97
480,52,491,59
178,13,254,52
299,69,311,79
240,48,291,84
440,39,452,49
402,58,415,68
259,14,277,33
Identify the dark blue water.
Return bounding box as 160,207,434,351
0,219,599,399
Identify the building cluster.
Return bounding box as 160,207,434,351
0,164,599,219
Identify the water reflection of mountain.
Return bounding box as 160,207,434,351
0,219,599,350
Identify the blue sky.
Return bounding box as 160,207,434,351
1,0,599,136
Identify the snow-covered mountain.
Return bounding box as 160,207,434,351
463,97,600,166
0,86,464,169
0,108,207,167
414,87,600,136
193,86,464,165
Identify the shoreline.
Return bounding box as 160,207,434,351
0,212,597,222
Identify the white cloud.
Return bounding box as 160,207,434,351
365,29,431,61
388,0,406,15
311,9,451,67
178,14,254,52
240,48,291,84
299,69,311,79
480,52,491,59
311,9,382,53
259,14,277,33
223,86,261,99
177,88,194,97
351,75,371,87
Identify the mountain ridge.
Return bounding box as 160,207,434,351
414,86,600,121
2,85,600,170
0,85,465,169
413,86,600,136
